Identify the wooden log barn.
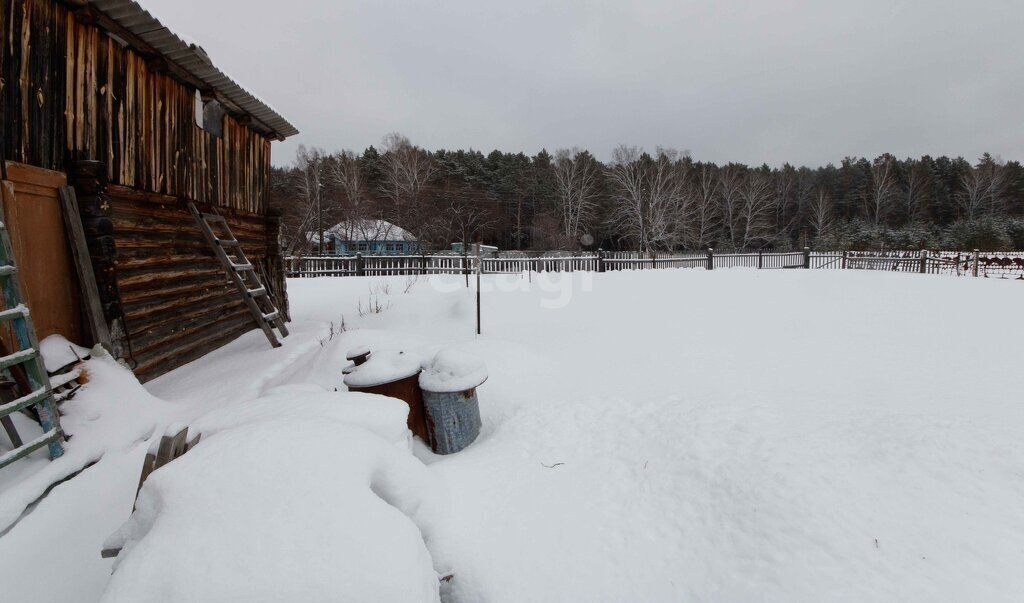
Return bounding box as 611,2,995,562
0,0,298,381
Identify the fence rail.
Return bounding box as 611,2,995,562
285,249,1024,280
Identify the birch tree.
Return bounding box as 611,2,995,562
379,133,438,231
605,146,688,253
718,164,745,248
551,148,600,246
739,169,778,247
808,188,833,238
685,163,721,248
866,155,896,225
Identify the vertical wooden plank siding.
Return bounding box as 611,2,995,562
1,0,271,214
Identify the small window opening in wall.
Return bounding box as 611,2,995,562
194,89,204,128
194,90,225,138
203,99,225,138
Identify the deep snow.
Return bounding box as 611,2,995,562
2,269,1023,602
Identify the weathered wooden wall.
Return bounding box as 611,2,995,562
1,0,272,214
108,186,278,380
0,0,288,380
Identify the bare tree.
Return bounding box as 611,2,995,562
718,164,745,248
605,146,688,253
685,164,721,248
444,197,499,249
866,155,896,225
379,133,438,231
324,149,398,250
281,145,332,255
977,154,1007,216
552,148,600,246
808,187,833,238
739,169,778,248
328,150,367,214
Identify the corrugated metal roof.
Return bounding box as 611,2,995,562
87,0,299,140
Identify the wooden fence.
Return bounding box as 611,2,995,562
285,249,1024,280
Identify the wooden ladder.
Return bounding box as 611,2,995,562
0,209,64,469
188,203,288,348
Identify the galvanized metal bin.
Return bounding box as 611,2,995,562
419,350,487,454
421,386,483,455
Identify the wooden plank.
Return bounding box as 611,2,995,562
58,186,112,352
3,161,67,189
0,170,83,344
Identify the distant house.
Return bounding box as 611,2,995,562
321,220,420,255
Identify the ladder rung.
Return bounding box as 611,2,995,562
0,304,28,322
247,286,267,297
232,263,254,271
0,429,60,469
216,238,241,247
202,214,226,223
262,311,279,322
0,265,16,277
0,347,37,371
0,386,50,418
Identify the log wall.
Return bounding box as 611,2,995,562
108,186,278,381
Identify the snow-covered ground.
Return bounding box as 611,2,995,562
2,269,1023,601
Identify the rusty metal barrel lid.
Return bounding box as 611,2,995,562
343,349,423,388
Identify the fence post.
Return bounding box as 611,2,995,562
971,249,979,277
955,252,961,276
757,249,763,269
841,250,847,270
706,248,714,270
420,253,427,275
597,249,605,273
918,249,927,274
356,252,365,277
803,247,811,269
475,243,482,335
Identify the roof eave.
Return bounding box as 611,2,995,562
83,0,299,141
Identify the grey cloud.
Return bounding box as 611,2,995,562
150,0,1024,167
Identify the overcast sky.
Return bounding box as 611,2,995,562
150,0,1023,168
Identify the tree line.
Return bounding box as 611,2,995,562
269,133,1024,254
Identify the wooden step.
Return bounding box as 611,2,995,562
0,304,28,322
0,386,50,418
0,429,61,469
0,347,37,371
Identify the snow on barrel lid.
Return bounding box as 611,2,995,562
343,349,421,388
419,349,488,393
345,345,370,360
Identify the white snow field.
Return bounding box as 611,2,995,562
2,269,1024,602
